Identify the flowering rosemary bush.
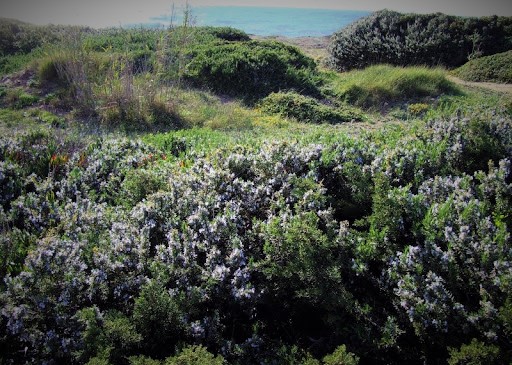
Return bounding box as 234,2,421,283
1,114,511,364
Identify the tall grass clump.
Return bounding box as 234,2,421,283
328,10,512,71
35,28,182,129
36,31,104,116
95,55,180,129
0,18,93,75
453,50,512,83
331,65,461,108
0,18,93,56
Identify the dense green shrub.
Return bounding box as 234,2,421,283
447,339,500,365
328,10,512,71
184,40,319,100
260,92,364,123
453,50,512,83
81,27,160,53
191,26,251,42
323,345,359,365
164,346,225,365
132,281,184,357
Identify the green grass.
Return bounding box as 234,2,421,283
141,117,400,164
453,50,512,83
328,64,461,108
169,89,259,130
0,108,53,135
0,50,44,76
425,89,512,120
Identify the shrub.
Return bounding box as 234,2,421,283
447,339,500,365
102,311,143,362
2,129,58,177
269,345,320,365
328,10,512,71
260,92,364,123
0,50,43,76
323,345,359,365
129,356,163,365
130,49,155,74
0,161,22,210
453,50,512,83
1,114,512,364
191,26,251,42
164,345,224,365
119,168,167,206
132,281,184,357
184,40,319,101
81,27,160,54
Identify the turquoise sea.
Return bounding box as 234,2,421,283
149,6,370,37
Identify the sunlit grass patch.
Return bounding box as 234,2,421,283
330,64,461,108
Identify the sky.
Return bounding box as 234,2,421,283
1,0,512,28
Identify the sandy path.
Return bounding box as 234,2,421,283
448,76,512,94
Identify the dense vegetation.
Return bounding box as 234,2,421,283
1,109,511,365
0,18,95,76
326,65,461,108
0,12,512,365
453,50,512,83
328,10,512,71
259,92,365,123
185,40,319,101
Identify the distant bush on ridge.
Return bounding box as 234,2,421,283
328,10,512,71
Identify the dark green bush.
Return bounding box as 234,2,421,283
260,92,364,123
323,345,359,365
119,167,166,206
133,281,184,357
164,345,224,365
447,339,500,365
130,49,155,74
328,10,512,71
453,50,512,83
3,129,57,177
129,355,163,365
184,40,319,101
191,26,250,42
82,27,160,53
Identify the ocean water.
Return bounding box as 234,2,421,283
150,6,370,37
